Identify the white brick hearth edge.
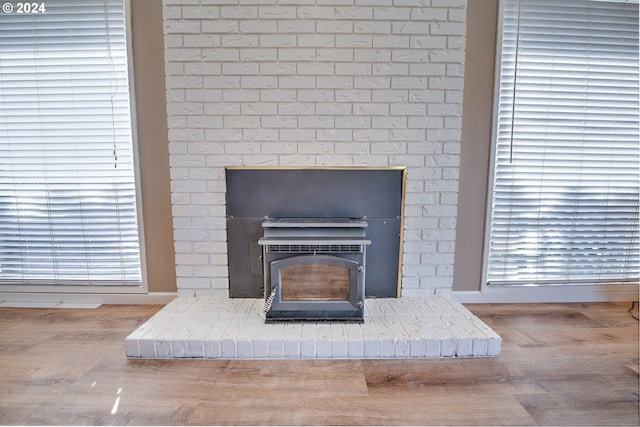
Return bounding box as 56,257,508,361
125,296,501,359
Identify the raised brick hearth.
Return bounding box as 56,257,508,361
126,296,501,359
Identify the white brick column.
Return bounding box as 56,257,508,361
162,0,467,297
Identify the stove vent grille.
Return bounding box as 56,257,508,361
267,244,362,254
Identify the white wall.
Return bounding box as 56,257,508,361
162,0,468,297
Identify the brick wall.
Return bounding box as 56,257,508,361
162,0,467,297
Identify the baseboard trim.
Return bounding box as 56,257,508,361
4,286,637,307
0,292,177,306
453,284,639,304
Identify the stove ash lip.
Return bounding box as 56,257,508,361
258,216,370,323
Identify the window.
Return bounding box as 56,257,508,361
487,0,639,285
0,0,142,286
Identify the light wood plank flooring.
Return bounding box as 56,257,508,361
0,301,637,425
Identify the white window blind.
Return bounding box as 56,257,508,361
487,0,640,285
0,0,141,285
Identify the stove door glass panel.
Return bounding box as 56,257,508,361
280,263,349,301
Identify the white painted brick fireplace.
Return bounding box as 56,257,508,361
129,0,503,359
163,0,467,298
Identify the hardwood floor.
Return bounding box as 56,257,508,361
0,301,637,425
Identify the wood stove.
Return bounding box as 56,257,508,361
258,218,371,322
